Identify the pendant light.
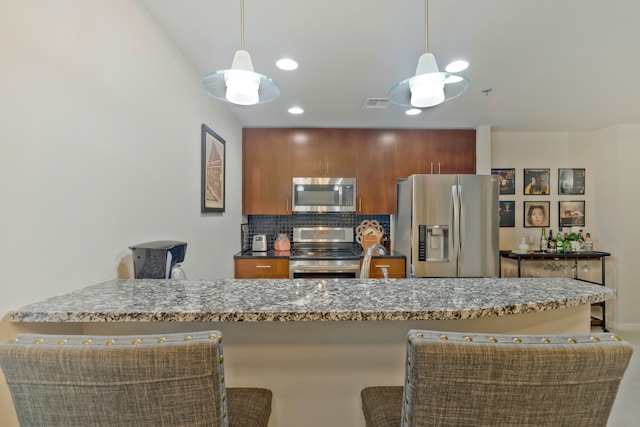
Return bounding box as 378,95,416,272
201,0,280,105
388,0,468,108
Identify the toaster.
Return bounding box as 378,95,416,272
252,234,267,252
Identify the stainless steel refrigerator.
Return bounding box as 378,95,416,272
394,174,499,278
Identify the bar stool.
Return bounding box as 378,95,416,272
0,330,272,427
362,330,633,427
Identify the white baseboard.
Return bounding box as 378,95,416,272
606,322,640,331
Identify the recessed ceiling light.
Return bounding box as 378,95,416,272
288,106,304,115
277,58,298,71
445,60,469,73
405,108,422,116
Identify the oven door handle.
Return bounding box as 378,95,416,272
290,265,359,273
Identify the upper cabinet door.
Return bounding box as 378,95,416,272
291,128,356,177
429,130,476,174
356,129,397,215
395,129,434,179
322,129,357,177
395,129,476,178
243,128,292,215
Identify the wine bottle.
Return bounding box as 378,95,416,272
585,232,593,252
548,229,555,251
578,230,585,252
555,228,564,254
540,227,547,252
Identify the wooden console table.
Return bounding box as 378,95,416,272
500,251,611,331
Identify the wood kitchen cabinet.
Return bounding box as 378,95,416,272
395,129,476,179
234,258,289,279
290,128,357,177
356,130,397,214
243,128,292,215
242,127,476,215
362,258,406,278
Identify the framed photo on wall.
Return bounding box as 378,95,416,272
499,201,515,227
558,168,585,195
492,168,516,195
201,124,226,213
523,201,550,228
523,169,550,195
559,201,585,227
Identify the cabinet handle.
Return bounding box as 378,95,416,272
359,198,362,212
438,162,441,174
286,197,289,212
375,264,390,269
255,265,272,269
430,162,434,174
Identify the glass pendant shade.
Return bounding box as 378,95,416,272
389,52,468,108
202,49,280,105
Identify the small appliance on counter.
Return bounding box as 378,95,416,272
129,240,187,279
274,233,291,251
252,234,268,252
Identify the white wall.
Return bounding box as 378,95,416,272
492,127,640,330
592,125,640,331
0,1,243,423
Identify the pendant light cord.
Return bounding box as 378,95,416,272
424,0,429,52
240,0,245,50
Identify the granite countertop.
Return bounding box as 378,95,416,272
9,278,614,323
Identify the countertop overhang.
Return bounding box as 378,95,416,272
9,278,614,323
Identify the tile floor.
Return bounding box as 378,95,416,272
606,328,640,426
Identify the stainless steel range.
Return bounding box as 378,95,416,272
289,227,361,279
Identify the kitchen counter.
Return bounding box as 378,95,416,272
8,278,613,427
10,277,612,323
233,249,406,259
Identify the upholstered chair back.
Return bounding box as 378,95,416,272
401,330,633,427
0,330,272,427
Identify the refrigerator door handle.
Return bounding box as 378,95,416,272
457,184,465,270
451,184,460,271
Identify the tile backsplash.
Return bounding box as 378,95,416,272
248,214,390,248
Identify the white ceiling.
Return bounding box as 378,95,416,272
137,0,640,132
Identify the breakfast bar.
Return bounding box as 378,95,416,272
9,278,614,427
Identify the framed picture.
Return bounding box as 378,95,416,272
558,168,585,195
499,201,515,227
201,124,226,213
523,169,550,195
559,201,585,227
492,168,516,195
241,223,249,252
523,201,550,228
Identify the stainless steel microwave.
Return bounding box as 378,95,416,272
292,177,356,213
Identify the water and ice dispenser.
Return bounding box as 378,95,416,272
418,225,449,262
129,240,187,279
